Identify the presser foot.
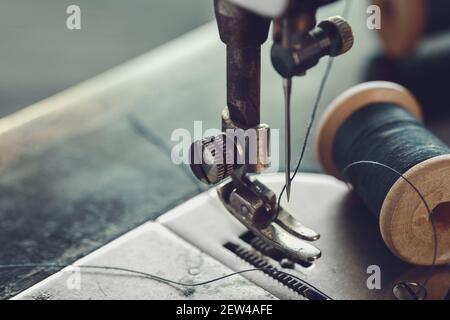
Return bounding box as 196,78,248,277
217,175,321,263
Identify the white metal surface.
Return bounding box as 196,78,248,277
14,222,275,300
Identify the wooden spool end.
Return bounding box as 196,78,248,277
382,155,450,265
317,81,450,265
373,0,426,58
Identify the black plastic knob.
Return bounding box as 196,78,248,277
271,16,354,78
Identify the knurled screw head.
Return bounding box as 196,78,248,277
319,16,354,56
189,134,235,185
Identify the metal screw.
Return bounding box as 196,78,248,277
392,282,427,300
240,205,249,215
279,258,295,269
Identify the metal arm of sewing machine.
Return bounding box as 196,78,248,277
189,0,354,263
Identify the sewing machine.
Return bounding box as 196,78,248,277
189,0,354,264
5,0,450,301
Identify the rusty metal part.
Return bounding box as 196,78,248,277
214,0,271,48
226,46,262,127
214,0,270,128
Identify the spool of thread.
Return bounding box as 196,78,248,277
374,0,450,57
316,81,450,266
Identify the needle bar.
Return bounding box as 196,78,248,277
283,77,292,201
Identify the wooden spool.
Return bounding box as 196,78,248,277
374,0,450,58
373,0,426,58
316,81,450,266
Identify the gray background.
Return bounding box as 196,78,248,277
0,0,213,117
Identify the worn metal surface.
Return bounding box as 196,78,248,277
14,222,275,300
0,25,221,299
215,0,270,128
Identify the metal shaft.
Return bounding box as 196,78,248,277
281,18,292,202
227,46,261,127
214,0,270,128
283,77,292,201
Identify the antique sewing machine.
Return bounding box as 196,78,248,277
189,0,354,263
8,0,450,301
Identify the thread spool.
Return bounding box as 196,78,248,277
316,81,450,266
374,0,450,57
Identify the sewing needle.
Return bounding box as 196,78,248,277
283,77,292,202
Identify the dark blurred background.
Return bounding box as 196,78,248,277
0,0,213,117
